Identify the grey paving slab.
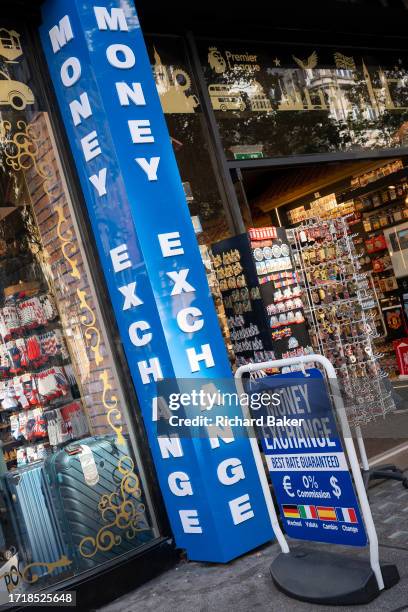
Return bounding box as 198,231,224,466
98,479,408,612
98,543,408,612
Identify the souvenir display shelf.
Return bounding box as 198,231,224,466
0,210,89,472
284,159,408,378
341,160,408,376
199,243,235,365
0,282,89,470
211,227,312,369
289,215,395,427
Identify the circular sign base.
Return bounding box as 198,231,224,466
270,547,399,606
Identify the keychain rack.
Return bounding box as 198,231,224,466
289,216,407,488
290,215,394,425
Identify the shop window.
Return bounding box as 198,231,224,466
146,36,231,248
0,24,157,594
199,40,408,159
147,36,235,362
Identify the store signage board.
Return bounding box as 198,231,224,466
39,0,273,561
234,152,264,160
249,369,367,546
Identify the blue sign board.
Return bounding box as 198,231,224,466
249,369,367,546
39,0,273,561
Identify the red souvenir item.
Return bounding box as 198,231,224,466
364,238,373,253
33,411,47,439
0,302,21,339
373,234,387,252
26,335,42,364
248,227,277,241
372,258,384,273
18,297,48,330
5,341,23,374
393,338,408,376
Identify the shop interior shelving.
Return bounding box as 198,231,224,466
285,159,408,378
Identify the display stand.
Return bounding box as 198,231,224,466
289,216,406,489
211,226,311,369
235,354,399,605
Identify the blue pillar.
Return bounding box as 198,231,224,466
39,0,274,562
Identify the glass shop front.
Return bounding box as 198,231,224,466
150,36,408,377
0,18,164,602
147,36,408,463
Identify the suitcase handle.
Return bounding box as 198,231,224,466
64,444,82,456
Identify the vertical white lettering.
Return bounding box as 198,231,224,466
151,396,172,422
110,244,131,273
176,307,203,333
168,472,193,496
118,281,143,310
207,424,235,449
69,92,92,126
138,357,163,384
89,168,107,197
167,269,195,295
106,44,135,69
158,435,183,459
229,494,254,525
179,510,202,534
60,57,81,87
116,82,146,106
158,232,184,257
94,7,129,31
81,131,101,162
128,120,154,144
217,458,245,485
135,157,160,181
129,321,152,347
49,15,74,53
186,344,215,373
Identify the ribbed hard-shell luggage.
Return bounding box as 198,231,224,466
44,435,152,571
3,464,67,578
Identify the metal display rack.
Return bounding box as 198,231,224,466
288,216,407,488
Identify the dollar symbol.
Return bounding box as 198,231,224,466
330,476,341,499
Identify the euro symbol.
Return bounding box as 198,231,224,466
283,475,295,498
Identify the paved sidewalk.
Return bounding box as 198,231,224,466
98,478,408,612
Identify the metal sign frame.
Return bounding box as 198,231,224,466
235,353,384,591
